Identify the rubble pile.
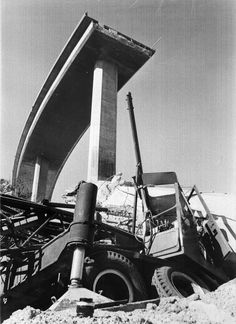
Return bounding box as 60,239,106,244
3,279,236,324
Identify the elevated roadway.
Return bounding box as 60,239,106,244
12,14,154,200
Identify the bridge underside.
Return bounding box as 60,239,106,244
13,14,154,200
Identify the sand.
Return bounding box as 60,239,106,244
3,279,236,324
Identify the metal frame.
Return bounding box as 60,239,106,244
0,195,72,255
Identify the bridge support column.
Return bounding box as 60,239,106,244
31,156,49,202
87,60,118,182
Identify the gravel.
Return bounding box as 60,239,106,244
3,279,236,324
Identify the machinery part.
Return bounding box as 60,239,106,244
126,92,143,182
69,182,97,287
126,92,150,239
152,266,210,298
84,251,147,302
68,183,97,247
76,297,94,317
70,247,85,286
126,92,142,234
0,194,73,252
93,269,134,301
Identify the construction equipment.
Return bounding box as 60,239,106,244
1,93,236,320
126,92,236,289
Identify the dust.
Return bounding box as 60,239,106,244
3,279,236,324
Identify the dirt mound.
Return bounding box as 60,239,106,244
3,279,236,324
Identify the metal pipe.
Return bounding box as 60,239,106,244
132,177,138,234
42,201,108,212
126,92,143,179
127,92,144,233
70,247,85,287
21,215,53,247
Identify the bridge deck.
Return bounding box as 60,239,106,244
13,14,154,199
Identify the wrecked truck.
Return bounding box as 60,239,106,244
1,93,236,320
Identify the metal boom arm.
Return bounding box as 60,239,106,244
126,92,143,184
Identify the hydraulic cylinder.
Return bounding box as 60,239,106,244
68,182,97,287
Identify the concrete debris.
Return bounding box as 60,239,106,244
3,279,236,324
63,173,125,205
96,173,125,205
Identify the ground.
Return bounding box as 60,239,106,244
3,279,236,324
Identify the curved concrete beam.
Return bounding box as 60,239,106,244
12,14,155,200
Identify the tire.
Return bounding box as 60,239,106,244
83,250,147,302
152,266,209,298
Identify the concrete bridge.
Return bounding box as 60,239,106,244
12,14,154,201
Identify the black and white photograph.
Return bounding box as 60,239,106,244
1,1,236,323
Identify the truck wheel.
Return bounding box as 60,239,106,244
84,250,147,302
152,266,209,298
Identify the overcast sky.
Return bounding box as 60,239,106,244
1,0,236,199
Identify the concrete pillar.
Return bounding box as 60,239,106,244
87,60,118,182
31,156,49,202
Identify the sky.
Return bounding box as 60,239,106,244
1,0,236,200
